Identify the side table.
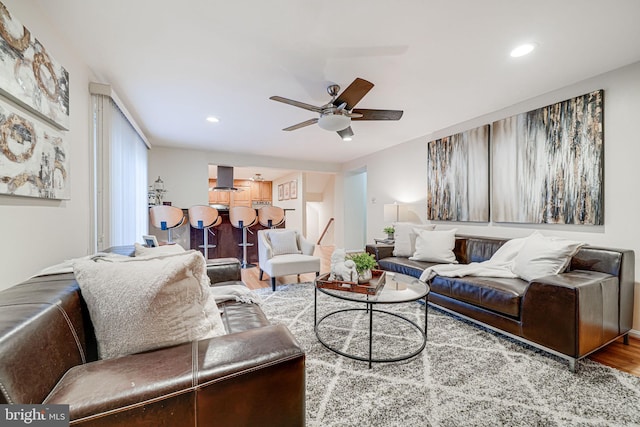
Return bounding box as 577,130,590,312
366,242,394,261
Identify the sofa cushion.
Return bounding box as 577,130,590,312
134,242,185,257
73,251,226,360
378,257,440,278
513,232,584,281
268,230,301,255
409,228,457,263
392,223,435,257
430,275,528,318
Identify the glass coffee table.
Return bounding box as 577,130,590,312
314,271,429,368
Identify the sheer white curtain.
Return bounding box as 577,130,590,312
91,85,149,251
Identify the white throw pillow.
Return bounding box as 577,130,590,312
512,232,585,281
73,251,226,360
409,228,458,263
268,230,301,256
392,223,436,257
134,242,185,257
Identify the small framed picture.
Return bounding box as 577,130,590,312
283,182,290,200
290,180,297,199
278,184,284,201
142,235,159,248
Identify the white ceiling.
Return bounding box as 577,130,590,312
37,0,640,164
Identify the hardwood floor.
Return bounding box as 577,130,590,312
241,245,640,377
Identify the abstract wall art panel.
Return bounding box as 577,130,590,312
0,96,69,199
0,1,70,130
492,90,603,224
427,124,489,222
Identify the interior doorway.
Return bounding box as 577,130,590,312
343,168,367,251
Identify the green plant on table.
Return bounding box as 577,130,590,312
347,252,377,274
383,226,395,235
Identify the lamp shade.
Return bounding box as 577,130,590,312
318,114,351,131
383,203,399,222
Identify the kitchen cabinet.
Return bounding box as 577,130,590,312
208,179,272,206
208,180,230,204
250,181,273,201
231,184,251,207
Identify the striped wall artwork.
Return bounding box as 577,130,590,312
427,125,489,222
492,90,604,224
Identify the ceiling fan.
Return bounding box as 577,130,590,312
270,78,403,140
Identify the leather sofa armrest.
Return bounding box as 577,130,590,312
521,270,620,358
47,325,305,426
206,258,241,284
366,244,394,261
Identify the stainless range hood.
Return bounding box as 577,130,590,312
211,165,239,192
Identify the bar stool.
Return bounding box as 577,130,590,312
149,205,186,244
258,206,286,228
229,206,258,268
188,205,222,260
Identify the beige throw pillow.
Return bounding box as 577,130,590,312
409,228,458,263
134,242,185,257
512,232,584,281
268,230,301,256
392,223,436,257
73,251,226,360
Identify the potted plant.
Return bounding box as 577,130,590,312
347,252,378,284
383,226,395,239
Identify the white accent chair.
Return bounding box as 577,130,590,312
258,229,321,291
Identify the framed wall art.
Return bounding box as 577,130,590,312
289,180,297,199
0,1,70,130
0,96,70,199
426,124,489,222
278,184,283,201
283,182,290,200
492,90,604,225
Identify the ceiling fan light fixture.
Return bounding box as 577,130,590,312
340,127,354,141
318,113,351,131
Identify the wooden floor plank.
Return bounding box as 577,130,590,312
241,244,640,377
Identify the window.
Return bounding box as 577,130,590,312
90,83,150,251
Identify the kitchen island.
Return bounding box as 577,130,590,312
189,209,286,265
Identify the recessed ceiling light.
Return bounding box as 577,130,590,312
342,136,352,141
510,43,536,58
206,116,220,123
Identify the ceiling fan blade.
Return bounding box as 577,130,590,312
337,126,354,140
283,118,318,131
333,78,374,110
351,109,403,121
270,96,323,113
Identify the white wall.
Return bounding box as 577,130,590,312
273,171,303,233
343,168,368,251
305,172,336,245
343,61,640,329
0,1,95,290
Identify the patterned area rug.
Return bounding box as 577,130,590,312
255,283,640,426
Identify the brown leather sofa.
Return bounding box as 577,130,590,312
0,252,305,426
368,235,635,371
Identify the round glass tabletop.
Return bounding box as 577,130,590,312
316,271,429,304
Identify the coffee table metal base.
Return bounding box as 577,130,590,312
314,297,427,368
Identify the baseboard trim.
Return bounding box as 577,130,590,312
629,329,640,339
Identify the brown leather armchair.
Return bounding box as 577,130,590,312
0,251,305,426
